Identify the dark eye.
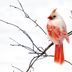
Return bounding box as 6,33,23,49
53,15,56,18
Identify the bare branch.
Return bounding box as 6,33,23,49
0,19,33,50
10,37,19,44
0,19,43,52
10,38,41,55
38,54,72,66
64,60,72,65
26,42,53,72
68,31,72,36
10,5,22,11
12,65,24,72
17,0,25,13
10,0,47,35
26,56,39,72
12,54,72,72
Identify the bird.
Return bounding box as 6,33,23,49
47,8,69,64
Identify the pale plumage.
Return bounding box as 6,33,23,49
47,9,69,64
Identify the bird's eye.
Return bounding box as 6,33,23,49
53,15,56,18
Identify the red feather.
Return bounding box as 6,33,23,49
54,43,64,64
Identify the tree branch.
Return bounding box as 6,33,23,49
26,42,53,72
64,60,72,65
10,38,33,51
0,19,44,53
12,65,24,72
12,54,72,72
68,31,72,36
10,37,42,55
10,0,47,35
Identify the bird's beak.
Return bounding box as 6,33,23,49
48,16,52,20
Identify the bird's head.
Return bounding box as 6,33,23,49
48,8,57,20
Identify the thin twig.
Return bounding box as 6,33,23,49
64,60,72,65
0,20,34,47
10,5,22,11
10,37,19,44
38,54,72,66
0,19,43,52
1,19,35,49
10,37,33,51
68,31,72,36
12,54,72,72
10,37,41,55
10,0,47,35
12,65,24,72
26,56,39,72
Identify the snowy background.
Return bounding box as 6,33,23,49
0,0,72,72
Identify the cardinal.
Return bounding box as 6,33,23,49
47,8,69,64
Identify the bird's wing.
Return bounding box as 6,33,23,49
62,27,69,43
47,24,63,42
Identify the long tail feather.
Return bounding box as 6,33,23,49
54,45,60,62
54,43,64,64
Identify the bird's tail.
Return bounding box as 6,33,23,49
54,43,64,64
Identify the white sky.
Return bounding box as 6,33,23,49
0,0,72,72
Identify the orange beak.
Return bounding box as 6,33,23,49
48,16,52,20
